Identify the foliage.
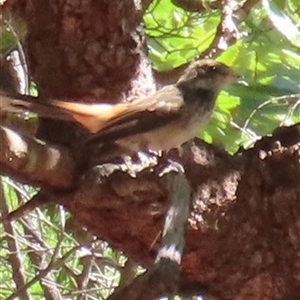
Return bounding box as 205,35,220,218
1,0,299,299
0,178,126,299
144,0,300,153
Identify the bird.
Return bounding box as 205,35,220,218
0,59,238,157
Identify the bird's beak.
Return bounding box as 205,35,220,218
236,74,248,86
231,71,241,81
224,70,240,86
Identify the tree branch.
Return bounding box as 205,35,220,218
0,126,75,189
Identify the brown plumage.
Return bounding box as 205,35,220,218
0,59,238,153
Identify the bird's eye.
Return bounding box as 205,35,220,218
207,65,216,72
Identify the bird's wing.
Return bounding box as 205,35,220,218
52,100,129,133
0,91,127,133
0,92,75,122
86,85,185,144
0,85,184,138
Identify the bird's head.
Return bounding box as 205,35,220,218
177,59,239,93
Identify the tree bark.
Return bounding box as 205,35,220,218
1,1,300,299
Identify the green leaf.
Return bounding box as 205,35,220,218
262,0,300,47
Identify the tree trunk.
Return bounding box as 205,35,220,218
1,1,300,299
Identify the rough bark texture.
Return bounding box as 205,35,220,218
2,1,300,299
5,0,142,100
2,128,300,299
58,132,300,299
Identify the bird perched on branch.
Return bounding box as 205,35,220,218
0,59,238,158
